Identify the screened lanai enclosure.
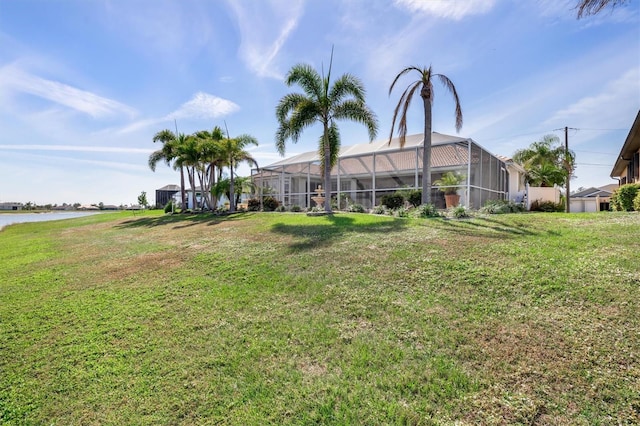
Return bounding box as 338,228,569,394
252,132,509,210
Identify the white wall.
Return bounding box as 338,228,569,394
527,186,560,210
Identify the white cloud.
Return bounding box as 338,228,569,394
117,92,240,134
0,65,136,119
167,92,240,120
394,0,496,20
225,0,304,79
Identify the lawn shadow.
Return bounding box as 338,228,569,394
432,216,539,238
270,214,407,251
115,212,255,230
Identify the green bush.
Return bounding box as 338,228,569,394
610,183,640,211
348,204,365,213
451,205,470,218
393,206,410,218
275,205,286,212
480,199,524,214
290,205,302,212
164,200,175,214
247,198,261,211
530,200,564,212
262,196,279,212
406,190,422,208
413,203,440,218
371,205,389,215
380,193,404,209
634,192,640,211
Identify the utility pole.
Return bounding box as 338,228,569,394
565,126,570,213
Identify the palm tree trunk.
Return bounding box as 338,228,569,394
421,95,433,205
323,122,332,213
180,167,187,213
229,161,236,213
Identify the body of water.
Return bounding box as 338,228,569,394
0,212,101,230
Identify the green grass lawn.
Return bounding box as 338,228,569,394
1,211,638,425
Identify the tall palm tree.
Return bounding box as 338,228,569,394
389,65,463,205
149,129,186,210
513,134,576,188
173,133,203,210
194,126,226,210
276,53,378,212
219,134,259,212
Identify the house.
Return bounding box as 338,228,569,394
252,132,521,209
0,202,22,211
569,184,617,212
155,184,181,208
611,110,640,185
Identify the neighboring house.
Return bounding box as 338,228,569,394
570,184,617,212
0,202,22,211
611,110,640,185
497,155,527,204
252,132,514,209
185,187,229,210
155,184,181,208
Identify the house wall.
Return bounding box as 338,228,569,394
570,198,597,213
527,186,560,210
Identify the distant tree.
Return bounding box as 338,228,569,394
276,50,378,212
388,65,463,205
138,191,149,208
576,0,628,18
98,202,104,210
150,129,187,211
513,134,575,187
219,133,259,212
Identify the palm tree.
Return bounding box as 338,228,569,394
388,66,463,205
173,133,203,210
149,129,187,210
194,127,226,210
276,53,378,212
513,134,576,188
219,134,258,212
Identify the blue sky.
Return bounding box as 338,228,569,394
0,0,638,206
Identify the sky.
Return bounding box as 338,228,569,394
0,0,638,206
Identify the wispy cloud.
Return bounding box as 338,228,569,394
544,68,640,129
118,92,240,134
225,0,304,79
0,64,137,119
0,144,152,154
394,0,496,20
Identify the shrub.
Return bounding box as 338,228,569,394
164,200,174,214
480,199,524,214
247,198,261,211
334,193,353,210
371,205,389,215
610,183,640,211
262,196,279,212
530,199,564,212
380,193,404,209
413,203,440,218
634,192,640,211
406,190,422,208
451,205,470,218
393,206,410,218
275,205,286,212
290,205,302,212
348,203,365,213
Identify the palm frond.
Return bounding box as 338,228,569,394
332,100,378,142
285,64,323,100
318,122,341,176
328,73,366,105
436,74,463,132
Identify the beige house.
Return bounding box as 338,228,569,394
252,133,515,210
611,110,640,185
569,184,617,212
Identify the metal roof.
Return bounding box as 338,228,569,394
263,132,469,169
